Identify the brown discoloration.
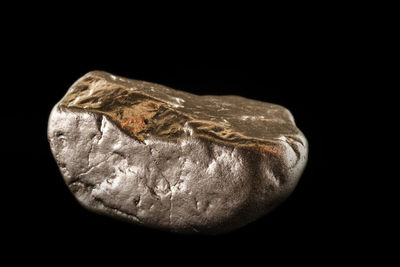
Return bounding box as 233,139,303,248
114,100,164,141
60,71,304,149
258,145,280,156
121,117,146,132
120,118,133,128
147,102,162,109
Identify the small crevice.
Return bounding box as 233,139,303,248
146,185,161,201
285,136,301,165
96,115,105,144
286,135,305,147
194,197,199,211
112,150,126,159
68,179,96,190
87,142,94,166
133,196,141,206
176,157,188,185
78,159,105,177
148,146,173,225
93,197,141,222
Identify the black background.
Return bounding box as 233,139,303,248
5,12,384,264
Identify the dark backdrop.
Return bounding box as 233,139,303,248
5,26,371,263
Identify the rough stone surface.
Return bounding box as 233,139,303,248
48,71,308,234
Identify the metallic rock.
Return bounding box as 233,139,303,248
48,71,308,234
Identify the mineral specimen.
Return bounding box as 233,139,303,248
48,71,308,234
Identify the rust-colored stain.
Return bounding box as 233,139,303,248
121,118,133,128
148,102,161,109
120,117,146,133
258,145,279,155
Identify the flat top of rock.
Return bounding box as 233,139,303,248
59,71,303,147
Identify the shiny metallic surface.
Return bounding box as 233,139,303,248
48,71,308,234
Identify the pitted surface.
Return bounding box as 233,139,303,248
48,71,308,234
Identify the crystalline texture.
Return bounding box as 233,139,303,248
48,71,308,234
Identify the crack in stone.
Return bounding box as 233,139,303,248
146,185,161,200
286,134,305,147
93,197,141,223
133,195,141,206
112,150,126,159
160,175,172,225
284,136,301,165
77,158,105,178
68,179,96,191
155,170,173,225
175,157,188,186
87,142,94,166
96,115,105,144
85,118,104,168
194,197,200,211
148,145,174,225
